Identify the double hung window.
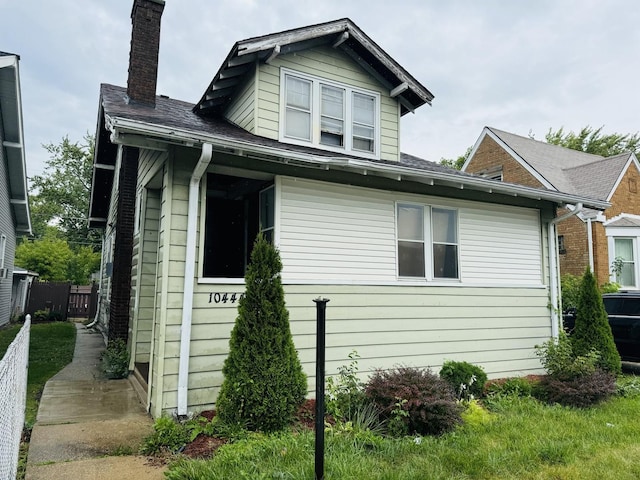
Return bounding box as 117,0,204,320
396,203,459,280
614,238,636,287
282,70,379,157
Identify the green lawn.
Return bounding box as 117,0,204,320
166,392,640,480
0,321,76,427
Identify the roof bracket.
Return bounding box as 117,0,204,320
333,31,349,48
265,45,281,64
390,82,408,97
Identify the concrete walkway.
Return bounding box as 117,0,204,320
25,324,167,479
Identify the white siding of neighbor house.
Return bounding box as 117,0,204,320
144,162,552,416
0,124,16,325
255,46,401,161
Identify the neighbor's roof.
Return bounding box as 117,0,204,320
89,83,609,229
0,52,31,234
475,127,636,201
193,18,434,117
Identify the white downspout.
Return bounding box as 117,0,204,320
86,235,105,329
548,203,583,338
178,143,213,416
587,218,594,272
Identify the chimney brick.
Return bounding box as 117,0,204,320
127,0,165,106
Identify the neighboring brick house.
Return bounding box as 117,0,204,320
463,126,640,289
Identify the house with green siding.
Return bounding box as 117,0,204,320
89,0,609,418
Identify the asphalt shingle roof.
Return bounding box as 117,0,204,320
488,127,632,200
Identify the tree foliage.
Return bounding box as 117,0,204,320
15,237,73,282
216,235,307,432
546,126,640,157
29,134,99,249
439,146,472,170
572,268,621,374
15,236,100,284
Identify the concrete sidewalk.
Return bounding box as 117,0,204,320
25,323,166,480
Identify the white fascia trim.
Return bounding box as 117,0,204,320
106,116,610,211
463,128,556,192
604,213,640,227
606,154,639,202
177,142,213,416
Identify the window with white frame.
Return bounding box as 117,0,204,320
202,173,275,278
396,203,459,280
613,238,636,287
281,69,380,157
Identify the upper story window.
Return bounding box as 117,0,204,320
281,69,380,158
396,203,459,280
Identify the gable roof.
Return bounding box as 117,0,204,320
466,126,637,201
0,52,31,234
89,83,609,228
193,18,434,117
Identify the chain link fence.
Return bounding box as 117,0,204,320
0,316,30,480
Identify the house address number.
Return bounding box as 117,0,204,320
209,292,245,304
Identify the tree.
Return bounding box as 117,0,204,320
571,268,621,374
439,146,472,170
216,235,307,432
546,126,640,157
15,236,73,282
29,134,100,249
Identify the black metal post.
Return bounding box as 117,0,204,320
314,297,329,480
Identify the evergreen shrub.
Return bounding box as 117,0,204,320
216,235,307,433
365,366,462,436
439,360,487,399
572,268,621,374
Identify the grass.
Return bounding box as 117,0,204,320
165,391,640,480
0,321,76,426
0,320,76,480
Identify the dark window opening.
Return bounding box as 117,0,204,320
203,173,273,278
558,235,566,254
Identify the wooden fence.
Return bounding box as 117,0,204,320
26,281,98,320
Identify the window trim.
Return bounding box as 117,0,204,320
613,237,637,288
279,68,381,159
395,202,460,281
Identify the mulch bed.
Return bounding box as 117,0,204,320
181,399,318,459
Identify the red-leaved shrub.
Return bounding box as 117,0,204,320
365,366,462,436
540,369,616,408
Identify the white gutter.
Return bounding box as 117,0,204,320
548,203,584,338
106,116,611,212
587,218,594,272
178,142,213,416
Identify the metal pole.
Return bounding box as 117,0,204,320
314,297,329,480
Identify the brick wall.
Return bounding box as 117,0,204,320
109,147,139,341
127,0,164,106
466,136,546,189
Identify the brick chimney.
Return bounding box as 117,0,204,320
127,0,165,106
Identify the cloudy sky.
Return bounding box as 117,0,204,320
3,0,639,182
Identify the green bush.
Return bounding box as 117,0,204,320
535,331,600,380
485,377,535,398
365,366,462,437
141,416,189,455
439,360,487,400
101,338,130,379
572,268,621,374
326,350,367,423
216,235,307,433
561,273,582,312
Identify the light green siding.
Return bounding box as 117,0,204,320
224,67,257,132
256,46,400,161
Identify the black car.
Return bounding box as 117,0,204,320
563,292,640,362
